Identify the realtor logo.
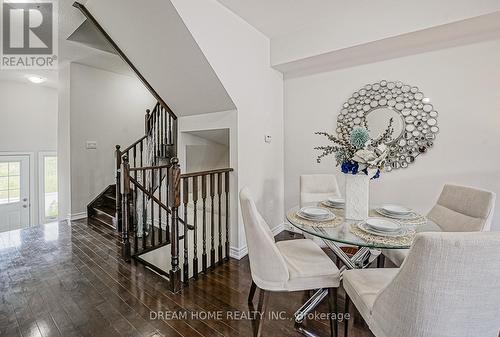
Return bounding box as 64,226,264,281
1,0,58,69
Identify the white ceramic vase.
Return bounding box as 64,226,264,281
345,174,370,220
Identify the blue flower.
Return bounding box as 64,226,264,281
341,161,350,174
341,161,360,175
351,162,359,175
371,169,381,180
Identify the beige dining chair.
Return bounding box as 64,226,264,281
383,184,496,267
344,231,500,337
300,174,341,207
240,187,341,337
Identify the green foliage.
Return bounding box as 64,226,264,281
350,127,370,149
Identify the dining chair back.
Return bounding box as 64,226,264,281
427,184,496,232
300,174,341,207
239,187,289,290
372,232,500,337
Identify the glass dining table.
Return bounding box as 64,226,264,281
286,204,441,324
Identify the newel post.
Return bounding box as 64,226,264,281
121,156,131,261
115,145,122,232
145,109,151,134
169,157,182,293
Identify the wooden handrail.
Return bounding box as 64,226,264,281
129,175,191,228
181,168,234,179
120,135,147,155
129,176,171,214
129,164,171,172
72,2,177,120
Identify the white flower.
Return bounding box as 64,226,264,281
352,144,388,170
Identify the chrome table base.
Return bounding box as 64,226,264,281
293,228,381,324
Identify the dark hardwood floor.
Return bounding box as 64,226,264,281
0,220,374,337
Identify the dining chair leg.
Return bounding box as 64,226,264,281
377,255,385,268
254,289,269,337
328,288,339,337
344,294,354,337
248,281,257,305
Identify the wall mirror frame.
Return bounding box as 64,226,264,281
336,80,439,171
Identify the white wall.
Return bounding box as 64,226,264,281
284,39,500,231
183,132,229,173
0,80,58,224
59,63,155,218
171,0,285,253
85,0,235,116
58,65,71,220
178,109,240,255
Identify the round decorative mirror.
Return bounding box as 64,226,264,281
336,80,439,171
365,107,405,144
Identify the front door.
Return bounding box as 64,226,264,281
0,155,30,233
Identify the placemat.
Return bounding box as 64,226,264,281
287,210,344,228
350,224,416,247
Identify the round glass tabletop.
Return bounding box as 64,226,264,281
286,205,441,249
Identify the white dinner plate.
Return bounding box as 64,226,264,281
380,204,412,215
297,207,335,221
327,197,345,204
375,208,418,220
365,217,402,232
357,221,407,237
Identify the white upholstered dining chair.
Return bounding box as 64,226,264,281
383,184,496,267
344,231,500,337
300,174,341,207
240,187,341,337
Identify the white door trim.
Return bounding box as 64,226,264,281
38,151,57,224
0,152,35,226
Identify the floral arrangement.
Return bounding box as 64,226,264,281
315,119,394,179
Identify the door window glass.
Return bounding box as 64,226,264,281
0,162,21,204
43,156,58,220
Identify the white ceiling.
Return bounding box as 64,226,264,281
0,70,58,88
216,0,336,38
59,0,134,77
217,0,500,38
0,0,133,89
184,129,230,146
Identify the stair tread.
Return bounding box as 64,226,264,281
104,193,116,201
89,212,115,229
132,224,170,254
93,204,116,218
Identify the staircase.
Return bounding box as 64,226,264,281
76,2,234,293
87,185,116,228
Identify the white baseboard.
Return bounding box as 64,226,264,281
68,212,87,221
229,245,248,260
271,223,286,236
229,223,288,260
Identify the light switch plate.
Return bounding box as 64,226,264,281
86,141,97,149
264,135,272,143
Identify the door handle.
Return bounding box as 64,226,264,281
22,198,28,202
22,205,28,208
